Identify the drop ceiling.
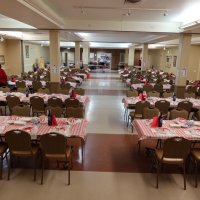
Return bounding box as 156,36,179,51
0,0,200,48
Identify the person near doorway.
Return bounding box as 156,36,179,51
0,64,7,87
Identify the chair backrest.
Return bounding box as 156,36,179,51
143,84,153,93
126,90,138,97
153,84,163,93
5,130,32,153
135,101,150,115
37,88,50,94
47,97,63,108
66,107,84,118
40,133,67,155
74,88,85,96
163,91,173,98
57,88,69,95
46,106,63,118
65,98,81,108
169,109,188,120
186,85,197,93
32,81,42,91
142,107,159,119
6,95,21,113
155,100,170,115
12,106,31,117
17,87,27,93
147,91,160,97
0,86,10,93
177,100,193,113
184,92,195,98
30,96,45,111
163,137,190,161
16,81,26,88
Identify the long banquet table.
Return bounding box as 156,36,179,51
0,116,88,158
0,92,89,106
122,96,200,109
133,119,200,151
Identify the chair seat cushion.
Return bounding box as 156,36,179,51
155,149,184,164
44,146,71,160
12,144,39,157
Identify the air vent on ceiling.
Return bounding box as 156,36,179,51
124,0,141,3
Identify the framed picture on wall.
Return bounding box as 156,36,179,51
173,56,177,67
0,55,5,64
166,56,172,68
25,45,29,59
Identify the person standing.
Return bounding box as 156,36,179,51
0,64,7,87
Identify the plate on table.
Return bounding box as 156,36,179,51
21,117,32,122
194,121,200,126
14,121,27,125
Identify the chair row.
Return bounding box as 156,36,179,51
154,136,200,190
5,95,85,117
0,130,72,185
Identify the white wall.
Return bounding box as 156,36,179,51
23,42,50,72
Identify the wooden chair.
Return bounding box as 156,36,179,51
169,109,188,120
6,95,21,115
40,133,72,185
74,88,85,96
126,89,138,97
66,107,84,118
5,130,39,181
155,137,190,190
12,105,31,117
155,100,170,119
147,91,160,97
142,107,159,119
30,96,45,116
47,97,63,108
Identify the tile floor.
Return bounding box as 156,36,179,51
1,71,200,200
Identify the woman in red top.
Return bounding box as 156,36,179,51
0,64,7,87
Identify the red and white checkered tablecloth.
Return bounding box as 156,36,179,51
131,83,171,90
0,92,89,106
133,119,200,141
122,96,200,109
0,116,88,140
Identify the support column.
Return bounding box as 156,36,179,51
128,46,135,68
75,41,80,68
141,44,148,71
175,34,191,98
82,42,89,68
125,48,129,65
49,30,60,92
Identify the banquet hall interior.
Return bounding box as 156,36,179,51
1,0,200,200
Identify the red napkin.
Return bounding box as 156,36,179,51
52,115,58,126
142,94,146,101
71,91,77,98
151,117,158,127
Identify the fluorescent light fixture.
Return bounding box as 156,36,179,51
180,21,199,29
89,42,132,49
0,31,23,39
76,32,89,38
